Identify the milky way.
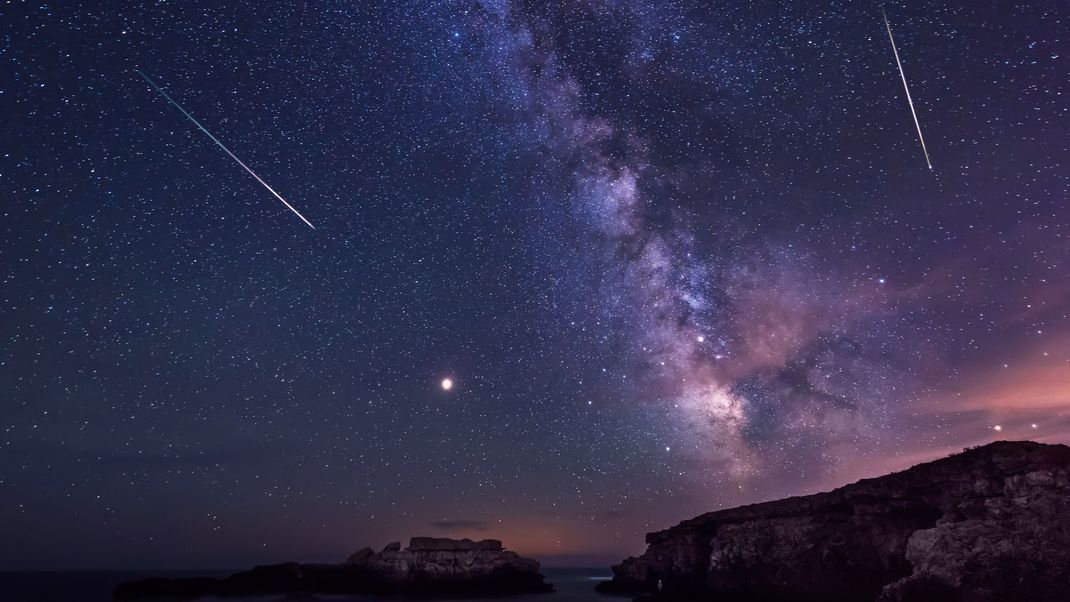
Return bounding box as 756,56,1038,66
1,0,1066,569
460,2,927,479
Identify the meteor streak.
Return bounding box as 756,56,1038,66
881,8,932,170
135,70,316,229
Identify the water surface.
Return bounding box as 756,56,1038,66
0,567,620,602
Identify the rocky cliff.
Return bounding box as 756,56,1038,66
114,537,550,598
597,440,1070,602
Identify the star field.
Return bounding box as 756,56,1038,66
1,0,1067,569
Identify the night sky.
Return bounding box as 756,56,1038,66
2,0,1067,570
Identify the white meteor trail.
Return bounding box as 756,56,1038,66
136,70,316,229
881,8,932,170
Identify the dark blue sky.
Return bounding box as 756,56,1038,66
1,0,1066,569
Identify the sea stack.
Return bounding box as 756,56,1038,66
597,441,1070,601
344,536,549,590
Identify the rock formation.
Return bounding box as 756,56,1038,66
114,537,550,598
597,440,1070,601
343,537,546,588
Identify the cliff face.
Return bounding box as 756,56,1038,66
598,441,1070,602
114,537,549,598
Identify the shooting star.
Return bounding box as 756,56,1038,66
135,70,316,229
881,7,932,170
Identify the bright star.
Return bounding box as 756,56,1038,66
441,378,454,391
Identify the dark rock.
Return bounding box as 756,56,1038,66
114,537,550,598
345,546,374,565
597,441,1070,602
348,537,545,591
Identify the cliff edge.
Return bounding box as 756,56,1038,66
597,440,1070,601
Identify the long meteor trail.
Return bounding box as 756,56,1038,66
881,8,932,170
135,70,316,229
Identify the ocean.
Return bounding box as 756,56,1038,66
0,568,621,602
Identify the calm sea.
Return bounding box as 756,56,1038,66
0,568,621,602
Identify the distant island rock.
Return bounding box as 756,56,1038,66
597,440,1070,601
114,537,551,598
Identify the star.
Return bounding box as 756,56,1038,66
3,0,1065,572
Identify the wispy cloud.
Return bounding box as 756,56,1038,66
430,519,491,532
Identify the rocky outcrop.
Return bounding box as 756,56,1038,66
114,537,550,598
343,537,545,588
597,441,1070,601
